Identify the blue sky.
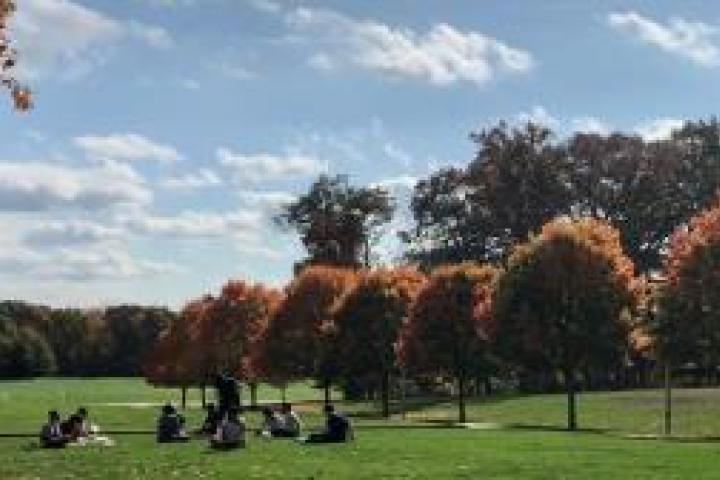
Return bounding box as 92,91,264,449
2,0,720,308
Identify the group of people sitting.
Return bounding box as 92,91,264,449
40,407,114,448
40,372,352,451
155,402,353,450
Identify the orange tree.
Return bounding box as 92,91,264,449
655,202,720,380
399,263,499,423
200,280,281,405
333,267,426,417
494,217,637,430
262,265,357,403
144,295,214,407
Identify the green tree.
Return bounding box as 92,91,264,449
277,174,394,269
404,122,574,267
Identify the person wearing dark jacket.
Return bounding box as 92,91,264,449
40,410,68,449
305,404,353,444
156,404,189,443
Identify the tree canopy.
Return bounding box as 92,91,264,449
401,263,500,422
277,174,394,269
655,201,720,372
333,266,426,416
494,217,637,429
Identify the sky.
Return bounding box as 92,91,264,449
2,0,720,308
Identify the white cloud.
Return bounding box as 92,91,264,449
0,162,150,211
129,21,175,49
178,78,201,90
14,0,174,79
383,142,413,168
286,6,533,87
23,220,123,247
123,209,263,237
633,117,684,141
571,116,613,135
247,0,281,14
217,147,323,181
140,0,196,7
0,244,179,280
74,133,182,164
608,11,720,67
160,169,223,189
371,175,418,191
217,61,255,80
308,52,335,71
516,105,559,128
236,190,296,210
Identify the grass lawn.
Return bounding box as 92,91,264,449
2,378,720,479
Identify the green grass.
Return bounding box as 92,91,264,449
3,378,720,478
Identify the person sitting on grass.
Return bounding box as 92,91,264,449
62,413,84,443
257,407,284,438
76,407,95,437
279,403,302,438
210,408,245,450
70,407,114,447
40,410,68,449
305,404,353,444
156,404,189,443
199,403,220,436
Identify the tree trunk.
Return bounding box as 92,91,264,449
250,382,258,408
458,374,466,424
484,377,492,396
664,363,672,436
564,369,577,431
201,385,206,408
281,384,287,404
381,372,391,418
324,382,331,406
181,386,187,410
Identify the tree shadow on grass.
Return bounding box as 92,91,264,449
343,393,533,420
624,434,720,444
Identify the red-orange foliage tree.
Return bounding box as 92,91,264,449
494,217,637,430
262,265,357,403
656,201,720,377
200,280,281,405
144,295,214,408
400,263,499,423
0,1,31,111
333,267,426,417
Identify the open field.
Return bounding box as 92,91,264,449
2,379,720,478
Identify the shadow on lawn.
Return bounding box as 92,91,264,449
343,393,533,420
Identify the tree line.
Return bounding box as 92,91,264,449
0,302,175,378
6,118,720,431
144,117,720,430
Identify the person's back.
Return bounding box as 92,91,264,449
281,403,302,438
326,410,350,442
305,404,352,444
157,405,181,443
211,409,245,449
201,404,219,435
259,407,284,437
40,411,67,449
